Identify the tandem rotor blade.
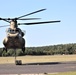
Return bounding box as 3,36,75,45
17,9,46,19
18,20,61,25
18,18,41,20
0,18,10,23
0,18,40,20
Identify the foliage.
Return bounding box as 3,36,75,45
48,71,76,75
0,43,76,56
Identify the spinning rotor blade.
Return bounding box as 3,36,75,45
0,20,60,28
0,18,10,23
0,18,41,20
0,18,40,20
18,18,41,20
18,20,61,25
17,9,46,19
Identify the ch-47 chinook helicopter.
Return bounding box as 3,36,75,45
0,8,60,53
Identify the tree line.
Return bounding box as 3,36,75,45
0,43,76,56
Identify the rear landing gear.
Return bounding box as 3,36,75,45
22,47,25,53
3,47,7,52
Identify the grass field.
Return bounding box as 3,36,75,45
48,71,76,75
0,54,76,64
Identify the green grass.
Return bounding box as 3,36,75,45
48,71,76,75
0,55,76,64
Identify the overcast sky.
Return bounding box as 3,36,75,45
0,0,76,47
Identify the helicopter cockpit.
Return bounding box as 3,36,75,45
6,20,24,38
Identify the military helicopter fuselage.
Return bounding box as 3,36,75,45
3,20,25,52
